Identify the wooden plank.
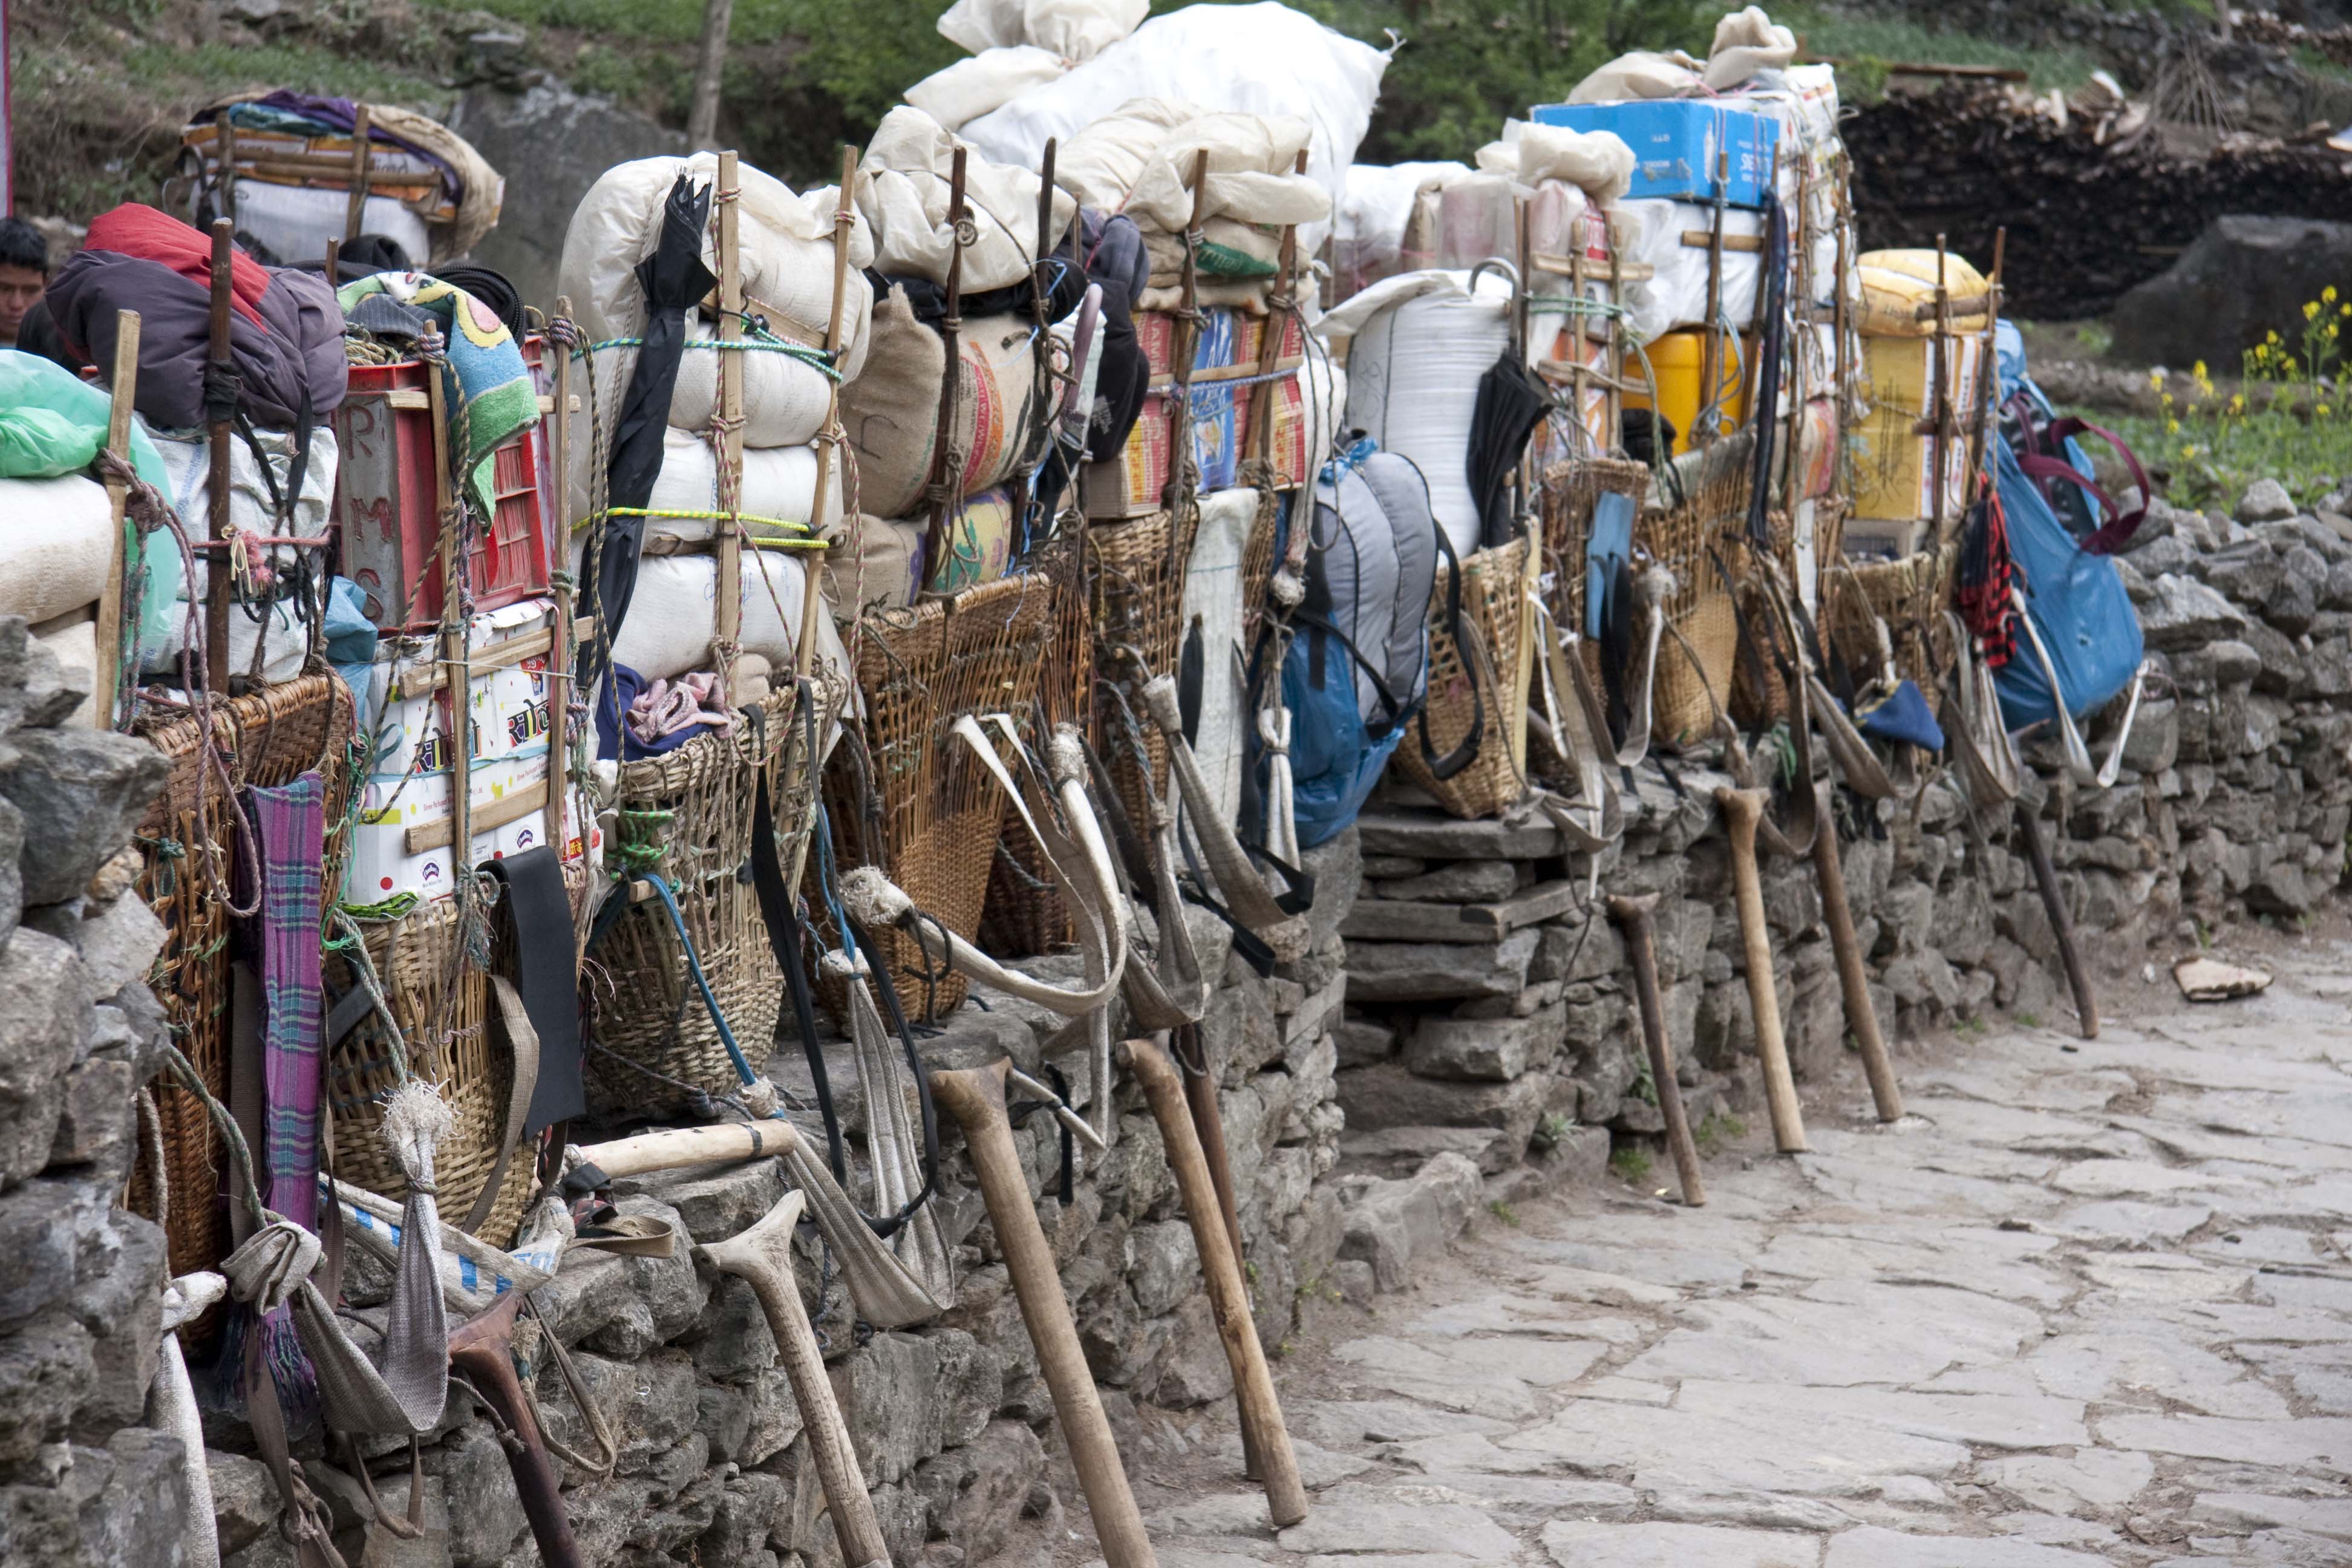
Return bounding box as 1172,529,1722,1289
393,617,596,700
342,104,372,243
1337,880,1586,944
713,149,743,690
403,774,552,854
1530,253,1655,283
1682,230,1764,253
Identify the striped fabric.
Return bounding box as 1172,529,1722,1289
246,773,326,1231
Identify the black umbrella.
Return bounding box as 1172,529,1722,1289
580,174,715,733
1744,193,1790,550
1465,349,1553,552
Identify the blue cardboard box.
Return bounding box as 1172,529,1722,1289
1529,100,1780,209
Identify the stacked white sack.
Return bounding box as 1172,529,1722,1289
907,0,1149,128
959,1,1389,258
1319,269,1512,560
1333,162,1470,301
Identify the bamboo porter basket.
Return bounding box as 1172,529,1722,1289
1530,457,1650,782
130,672,354,1287
1821,537,1956,717
826,574,1056,1021
1390,534,1534,820
1088,507,1200,837
979,531,1092,958
1647,467,1751,748
589,678,838,1116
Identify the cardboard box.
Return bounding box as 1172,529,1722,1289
1529,100,1780,208
1861,334,1984,423
365,597,556,775
345,753,584,904
1849,407,1968,526
1087,311,1312,517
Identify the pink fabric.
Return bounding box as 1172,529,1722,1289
627,671,732,746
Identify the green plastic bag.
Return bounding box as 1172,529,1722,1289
0,350,185,661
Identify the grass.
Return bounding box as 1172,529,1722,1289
1693,1112,1746,1158
1530,1111,1576,1153
2105,295,2352,512
1610,1143,1655,1185
1488,1200,1521,1227
2016,1011,2043,1028
1781,9,2100,100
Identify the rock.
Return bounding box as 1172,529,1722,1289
445,80,687,312
1374,860,1517,903
698,1471,786,1567
2239,475,2301,525
1299,825,1362,952
1343,929,1540,1001
1338,1062,1564,1171
613,1155,786,1244
2112,215,2352,372
924,1420,1043,1563
844,1331,944,1486
1333,1017,1397,1069
1356,801,1564,861
0,928,89,1186
927,1327,1002,1449
1338,1152,1483,1291
1406,1003,1565,1082
2141,575,2249,653
1124,1220,1198,1318
0,730,169,908
0,1311,95,1466
2207,638,2264,687
2268,544,2327,633
1152,1295,1236,1407
2249,861,2324,915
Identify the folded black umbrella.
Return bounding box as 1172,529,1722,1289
581,175,715,710
1466,350,1553,552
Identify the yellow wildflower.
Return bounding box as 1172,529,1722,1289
2307,301,2323,321
2321,404,2336,419
2328,286,2341,304
2167,417,2181,434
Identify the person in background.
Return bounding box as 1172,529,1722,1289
0,217,51,348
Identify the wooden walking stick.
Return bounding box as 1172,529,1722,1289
699,1191,891,1568
204,217,235,684
1120,1038,1307,1526
2014,798,2099,1040
1175,1024,1258,1480
448,1292,584,1568
1606,895,1704,1205
931,1058,1155,1568
713,148,745,697
1714,786,1808,1153
1810,783,1903,1121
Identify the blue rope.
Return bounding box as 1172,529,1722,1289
812,800,860,973
638,871,776,1112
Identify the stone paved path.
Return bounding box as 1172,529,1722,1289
1067,943,2352,1567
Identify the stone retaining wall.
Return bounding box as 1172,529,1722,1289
16,481,2352,1568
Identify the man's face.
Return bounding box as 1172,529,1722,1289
0,264,45,344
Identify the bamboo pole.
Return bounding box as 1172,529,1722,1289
97,310,141,731
342,103,373,244
795,146,858,683
713,149,744,694
922,146,972,581
549,299,577,864
204,219,235,685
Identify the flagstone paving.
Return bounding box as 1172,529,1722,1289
1039,939,2352,1566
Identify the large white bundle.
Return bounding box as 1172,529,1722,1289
1615,198,1764,345
566,426,841,544
938,0,1147,60
959,2,1390,258
1568,49,1706,105
1055,100,1328,234
1321,270,1511,558
1333,162,1469,299
580,539,851,686
1707,5,1797,91
575,335,837,452
0,476,113,626
228,179,433,272
559,153,874,358
1473,122,1635,204
858,107,1076,292
906,46,1070,131
1181,489,1258,823
148,419,339,545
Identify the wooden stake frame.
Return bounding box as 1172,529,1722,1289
98,310,141,730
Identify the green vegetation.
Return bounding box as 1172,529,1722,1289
1692,1111,1745,1157
1779,8,2097,100
1609,1142,1654,1184
1531,1110,1576,1152
2111,293,2352,511
1488,1198,1521,1226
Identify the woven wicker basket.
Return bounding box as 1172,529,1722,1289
980,531,1093,958
324,873,587,1248
589,678,838,1117
1088,508,1200,835
1646,466,1752,750
1391,534,1534,819
1822,540,1955,716
1529,459,1650,782
129,672,356,1289
828,575,1057,1021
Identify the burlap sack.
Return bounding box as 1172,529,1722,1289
840,286,1040,518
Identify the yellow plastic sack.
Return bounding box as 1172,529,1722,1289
1857,250,1991,338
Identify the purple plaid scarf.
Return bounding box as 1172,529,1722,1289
244,773,326,1230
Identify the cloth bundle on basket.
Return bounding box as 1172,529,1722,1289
822,576,1056,1021
588,680,838,1117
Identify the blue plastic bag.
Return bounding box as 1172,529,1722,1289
1990,435,2144,730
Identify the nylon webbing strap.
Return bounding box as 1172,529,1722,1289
482,846,582,1133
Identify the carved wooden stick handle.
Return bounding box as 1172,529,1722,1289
740,1264,889,1562
932,1060,1157,1567
449,1298,583,1568
2014,798,2099,1040
1607,895,1704,1206
1715,788,1808,1152
1810,786,1903,1121
1122,1039,1308,1526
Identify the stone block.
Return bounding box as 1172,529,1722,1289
1374,859,1517,903
1299,823,1361,952
1356,801,1564,860
1124,1220,1198,1318
613,1155,786,1244
845,1330,944,1486
66,1207,165,1434
0,927,88,1187
0,729,169,908
1152,1294,1236,1407
1337,1152,1483,1291
927,1420,1044,1563
1342,929,1540,1001
45,1058,133,1173
1405,1002,1565,1082
1336,1062,1553,1170
2142,573,2250,652
1333,1016,1397,1069
0,1309,95,1466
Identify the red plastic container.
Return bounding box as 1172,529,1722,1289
335,335,557,630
